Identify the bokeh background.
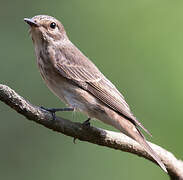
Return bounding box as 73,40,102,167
0,0,183,179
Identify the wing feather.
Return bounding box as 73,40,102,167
54,46,151,135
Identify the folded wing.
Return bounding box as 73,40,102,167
53,45,151,135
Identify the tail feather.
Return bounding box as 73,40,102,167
126,126,167,173
117,118,167,173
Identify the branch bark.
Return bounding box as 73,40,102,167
0,84,182,179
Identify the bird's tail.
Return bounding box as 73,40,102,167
117,119,167,173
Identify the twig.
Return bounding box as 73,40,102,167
0,84,183,179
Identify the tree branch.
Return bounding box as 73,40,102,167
0,84,182,179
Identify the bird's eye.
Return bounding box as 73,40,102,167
50,22,56,29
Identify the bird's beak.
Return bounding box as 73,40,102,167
24,18,39,27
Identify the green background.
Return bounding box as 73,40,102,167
0,0,182,179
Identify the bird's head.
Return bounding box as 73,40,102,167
24,15,67,45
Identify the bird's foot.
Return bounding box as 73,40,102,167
82,118,91,127
73,118,91,144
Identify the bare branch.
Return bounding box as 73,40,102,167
0,84,183,179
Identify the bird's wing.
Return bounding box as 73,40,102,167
53,46,151,135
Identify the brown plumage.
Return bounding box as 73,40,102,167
24,15,167,172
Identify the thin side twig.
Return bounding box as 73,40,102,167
0,84,183,179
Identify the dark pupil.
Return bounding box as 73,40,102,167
50,22,56,29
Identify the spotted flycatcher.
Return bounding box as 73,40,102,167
24,15,167,172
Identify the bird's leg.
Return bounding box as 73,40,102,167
73,118,91,144
82,118,91,127
40,107,74,120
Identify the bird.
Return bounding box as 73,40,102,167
24,15,167,172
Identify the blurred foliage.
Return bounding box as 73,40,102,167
0,0,183,179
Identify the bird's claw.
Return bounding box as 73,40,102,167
73,118,91,144
73,137,77,144
82,118,91,127
40,107,57,120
